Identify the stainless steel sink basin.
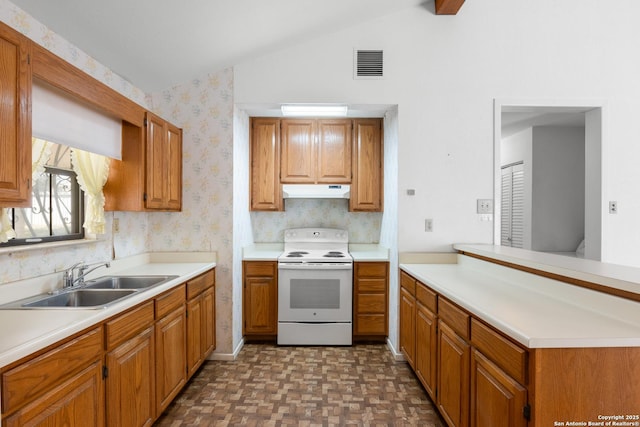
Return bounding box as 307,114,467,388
84,275,178,290
20,289,136,309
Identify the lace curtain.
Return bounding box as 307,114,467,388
1,138,52,243
71,149,109,235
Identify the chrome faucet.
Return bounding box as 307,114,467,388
63,261,111,289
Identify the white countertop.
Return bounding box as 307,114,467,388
454,244,640,297
0,252,216,368
242,243,389,261
401,255,640,349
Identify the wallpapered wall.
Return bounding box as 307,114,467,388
148,72,235,354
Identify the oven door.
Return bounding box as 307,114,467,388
278,263,352,322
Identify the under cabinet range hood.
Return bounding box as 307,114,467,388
282,184,350,199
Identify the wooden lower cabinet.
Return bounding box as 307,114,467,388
155,306,187,414
353,262,389,340
186,269,216,377
105,302,155,427
1,328,104,427
243,261,278,338
437,320,470,427
0,269,217,427
470,350,527,427
106,326,155,427
415,301,437,399
399,286,416,368
4,362,104,427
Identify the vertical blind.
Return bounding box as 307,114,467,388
501,163,524,248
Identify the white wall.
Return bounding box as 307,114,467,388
531,126,585,252
234,0,640,266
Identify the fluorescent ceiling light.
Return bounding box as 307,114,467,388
281,104,348,117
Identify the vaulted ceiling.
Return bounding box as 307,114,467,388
10,0,462,93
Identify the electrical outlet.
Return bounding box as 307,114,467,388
477,199,493,214
425,219,433,232
609,201,618,214
113,218,120,233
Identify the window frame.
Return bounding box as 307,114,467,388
1,166,85,247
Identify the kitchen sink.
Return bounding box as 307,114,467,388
19,289,137,309
84,275,178,290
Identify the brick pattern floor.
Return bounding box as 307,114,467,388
155,344,445,426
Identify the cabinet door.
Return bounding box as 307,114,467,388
186,296,204,377
145,112,166,209
438,320,470,427
0,23,31,206
471,350,527,427
201,286,216,357
416,302,437,400
156,306,187,414
4,362,104,427
106,326,155,427
250,118,282,211
399,286,416,368
317,119,351,183
280,119,316,183
244,275,277,335
166,123,182,210
350,118,382,212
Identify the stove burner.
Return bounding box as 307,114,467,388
324,251,345,258
286,251,309,258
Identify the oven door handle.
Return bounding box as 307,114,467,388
278,263,353,270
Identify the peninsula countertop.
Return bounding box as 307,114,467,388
401,254,640,349
0,252,216,368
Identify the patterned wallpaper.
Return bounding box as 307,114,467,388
148,71,235,354
251,200,382,243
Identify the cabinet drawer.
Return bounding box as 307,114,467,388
416,281,437,312
400,271,416,296
471,318,527,384
244,261,276,277
357,294,386,313
356,262,387,277
2,327,103,415
187,269,215,300
357,277,386,293
106,301,154,349
355,314,386,335
156,284,186,318
438,298,469,340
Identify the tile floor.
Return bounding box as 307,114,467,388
155,344,446,426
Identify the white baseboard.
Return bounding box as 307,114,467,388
208,337,245,361
386,337,405,361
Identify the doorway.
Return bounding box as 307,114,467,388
493,100,603,261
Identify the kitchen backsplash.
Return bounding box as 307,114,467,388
251,199,382,243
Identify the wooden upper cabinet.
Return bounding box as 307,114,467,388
104,112,182,211
145,111,182,211
250,118,282,211
0,22,31,207
350,118,383,212
281,119,352,184
280,119,316,183
317,120,351,183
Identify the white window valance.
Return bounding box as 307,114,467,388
32,80,122,160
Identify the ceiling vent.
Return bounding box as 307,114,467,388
354,49,383,79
